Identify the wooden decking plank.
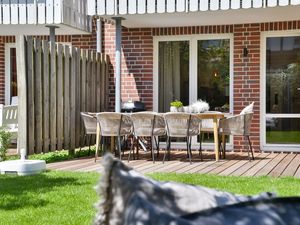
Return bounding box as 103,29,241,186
141,161,185,173
230,153,269,176
208,153,247,175
45,152,300,178
136,160,167,172
282,154,300,177
194,152,241,174
46,158,93,169
52,159,97,171
248,153,287,177
75,163,103,172
219,154,252,176
142,161,184,173
268,153,296,177
294,165,300,178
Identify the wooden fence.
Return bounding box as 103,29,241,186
16,36,109,154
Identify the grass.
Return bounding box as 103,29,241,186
1,171,300,225
0,171,99,225
149,173,300,196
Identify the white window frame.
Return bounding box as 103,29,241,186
153,34,234,149
260,30,300,152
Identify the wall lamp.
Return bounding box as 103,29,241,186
243,47,249,57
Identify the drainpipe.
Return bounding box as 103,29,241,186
96,18,102,53
113,17,124,112
46,25,59,44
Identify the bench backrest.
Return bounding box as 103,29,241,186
1,105,18,127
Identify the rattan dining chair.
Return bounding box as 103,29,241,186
163,112,201,164
219,112,254,160
128,112,166,163
80,112,98,153
96,112,132,161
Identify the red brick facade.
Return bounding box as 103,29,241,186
1,20,300,151
102,20,300,152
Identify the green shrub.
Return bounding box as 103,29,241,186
0,129,12,161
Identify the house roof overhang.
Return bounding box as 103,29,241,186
99,6,300,28
0,23,91,36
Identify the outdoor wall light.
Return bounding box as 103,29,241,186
243,47,249,57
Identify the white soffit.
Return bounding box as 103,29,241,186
0,24,91,35
102,6,300,28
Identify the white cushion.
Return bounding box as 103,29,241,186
240,102,254,114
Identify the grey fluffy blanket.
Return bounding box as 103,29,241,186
94,154,300,225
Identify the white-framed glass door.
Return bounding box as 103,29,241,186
153,34,233,149
5,43,17,105
261,32,300,151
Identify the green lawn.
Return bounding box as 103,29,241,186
1,171,300,225
0,171,99,225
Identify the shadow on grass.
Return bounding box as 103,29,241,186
0,171,88,210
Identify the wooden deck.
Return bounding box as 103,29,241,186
46,151,300,178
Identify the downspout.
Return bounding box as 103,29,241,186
113,17,124,112
96,18,102,53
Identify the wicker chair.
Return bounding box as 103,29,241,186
80,112,97,153
219,112,254,160
163,112,201,164
96,112,132,161
129,112,166,163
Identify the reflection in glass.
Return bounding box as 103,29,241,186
266,36,300,114
158,41,189,112
198,39,230,112
266,118,300,144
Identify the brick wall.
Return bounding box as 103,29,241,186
103,20,300,152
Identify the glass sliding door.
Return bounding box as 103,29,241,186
156,36,232,148
265,36,300,146
158,41,189,112
197,39,230,112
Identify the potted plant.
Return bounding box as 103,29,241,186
170,100,184,112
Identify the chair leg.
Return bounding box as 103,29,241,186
151,136,155,163
128,136,135,162
117,136,122,160
95,135,100,163
168,136,171,161
199,136,203,161
187,136,192,164
247,136,254,160
163,136,170,164
154,136,159,157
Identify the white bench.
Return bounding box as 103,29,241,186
0,104,18,142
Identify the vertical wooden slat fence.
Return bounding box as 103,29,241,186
16,36,109,154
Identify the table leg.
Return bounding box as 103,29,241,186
95,123,100,162
213,118,219,161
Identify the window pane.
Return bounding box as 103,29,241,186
266,118,300,144
158,41,189,112
266,37,300,114
197,39,230,112
10,48,17,97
